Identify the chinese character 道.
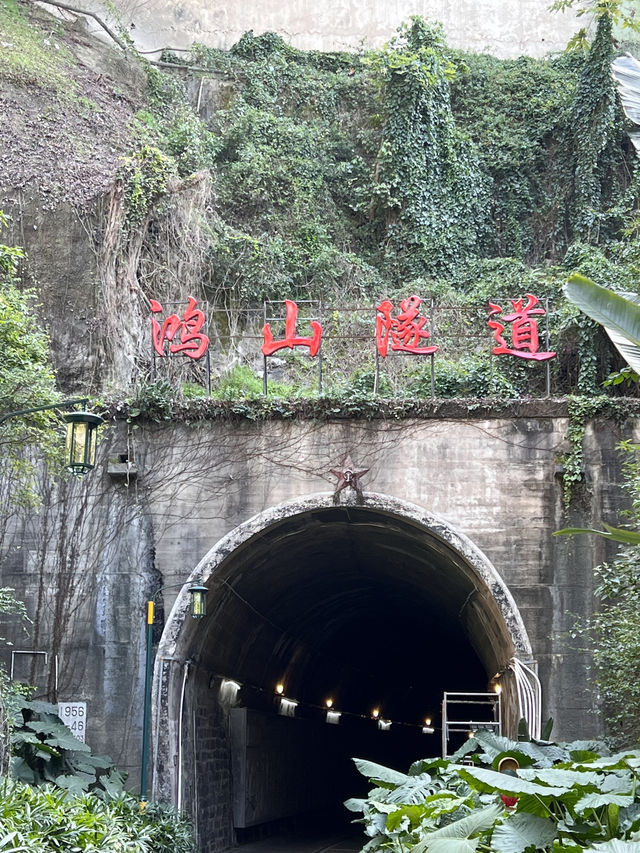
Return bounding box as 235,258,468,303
150,296,210,360
262,299,323,356
376,295,438,358
488,294,556,361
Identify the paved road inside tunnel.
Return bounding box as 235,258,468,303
232,832,363,853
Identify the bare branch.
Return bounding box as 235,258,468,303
34,0,130,52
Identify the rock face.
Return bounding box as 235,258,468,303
81,0,582,59
1,406,636,849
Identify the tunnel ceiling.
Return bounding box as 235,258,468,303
187,504,516,723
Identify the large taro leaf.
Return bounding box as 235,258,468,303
457,765,570,798
471,732,518,761
410,758,451,776
55,773,91,795
353,758,409,786
491,812,557,853
410,803,503,853
576,792,635,812
387,804,429,832
586,842,640,853
97,771,125,797
27,724,91,753
418,839,481,853
75,753,115,770
9,756,36,784
21,699,60,717
574,752,640,770
564,274,640,374
519,767,600,788
386,774,438,804
470,732,565,768
621,803,640,833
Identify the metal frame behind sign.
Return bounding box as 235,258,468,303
441,691,502,759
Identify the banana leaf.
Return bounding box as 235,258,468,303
554,524,640,544
563,274,640,374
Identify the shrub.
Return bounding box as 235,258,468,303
0,779,196,852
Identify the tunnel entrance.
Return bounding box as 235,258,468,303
153,493,533,851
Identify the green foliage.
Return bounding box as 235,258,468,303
0,213,61,507
569,15,629,242
564,272,640,375
209,365,264,399
134,67,219,177
450,20,632,261
0,778,196,852
348,730,640,853
122,16,638,402
567,441,640,746
119,145,174,231
0,0,77,93
363,18,489,279
127,379,175,421
0,588,30,777
551,0,640,42
558,395,618,507
426,356,523,399
10,699,126,798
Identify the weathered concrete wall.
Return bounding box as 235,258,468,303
83,0,583,59
0,407,634,794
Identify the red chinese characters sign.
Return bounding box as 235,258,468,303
149,293,557,370
262,299,322,356
150,297,210,360
376,295,438,358
488,294,556,361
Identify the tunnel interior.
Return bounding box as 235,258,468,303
175,503,518,841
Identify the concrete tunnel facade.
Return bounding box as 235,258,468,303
151,492,534,850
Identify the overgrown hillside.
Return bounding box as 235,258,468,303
1,0,639,399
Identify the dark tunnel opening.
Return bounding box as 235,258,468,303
164,502,521,847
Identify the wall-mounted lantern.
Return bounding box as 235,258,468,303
188,584,208,618
64,411,104,474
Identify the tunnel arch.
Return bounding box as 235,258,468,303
152,492,533,839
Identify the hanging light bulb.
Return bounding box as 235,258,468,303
275,682,284,695
325,698,333,709
371,708,380,719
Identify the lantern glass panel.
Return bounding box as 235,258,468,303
66,420,88,468
189,586,208,618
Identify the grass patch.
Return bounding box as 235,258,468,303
0,0,77,93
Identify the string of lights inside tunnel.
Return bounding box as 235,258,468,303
212,673,503,735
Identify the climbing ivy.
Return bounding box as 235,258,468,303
118,16,640,406
118,144,173,231
559,395,626,507
567,440,640,746
136,16,637,303
568,14,629,241
361,18,489,279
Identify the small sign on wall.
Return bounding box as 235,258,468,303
58,702,87,743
